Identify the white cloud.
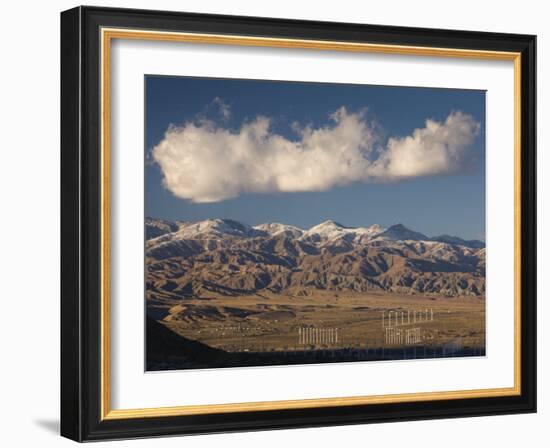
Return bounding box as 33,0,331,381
152,104,480,203
368,111,480,179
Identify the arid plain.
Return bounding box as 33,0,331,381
153,290,485,353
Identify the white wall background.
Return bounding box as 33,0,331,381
0,0,546,446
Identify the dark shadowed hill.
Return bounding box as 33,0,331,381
146,317,230,369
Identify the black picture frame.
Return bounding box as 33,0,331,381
61,5,536,442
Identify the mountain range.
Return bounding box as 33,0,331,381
145,218,486,299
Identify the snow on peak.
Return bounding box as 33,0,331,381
146,217,482,255
253,222,304,238
308,220,345,233
367,223,383,231
304,221,385,241
168,218,262,239
359,224,386,236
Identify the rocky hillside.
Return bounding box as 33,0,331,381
146,218,485,299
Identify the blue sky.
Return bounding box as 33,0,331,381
145,76,485,240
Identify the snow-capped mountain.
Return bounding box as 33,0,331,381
302,220,385,242
253,222,304,238
176,218,264,238
145,217,486,298
148,218,264,244
146,218,483,248
145,217,179,240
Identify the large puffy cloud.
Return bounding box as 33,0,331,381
152,106,480,203
368,111,481,179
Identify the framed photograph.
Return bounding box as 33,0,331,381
60,6,536,441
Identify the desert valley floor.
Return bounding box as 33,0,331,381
147,291,485,370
